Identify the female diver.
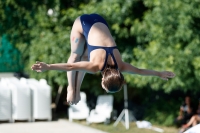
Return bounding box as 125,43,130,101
31,14,175,105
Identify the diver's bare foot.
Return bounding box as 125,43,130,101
66,86,75,105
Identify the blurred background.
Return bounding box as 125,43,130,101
0,0,200,132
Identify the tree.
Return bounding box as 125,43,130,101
2,0,200,126
1,0,200,99
127,0,200,93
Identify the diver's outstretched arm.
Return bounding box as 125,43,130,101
121,62,175,80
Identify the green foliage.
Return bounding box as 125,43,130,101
128,0,200,92
0,35,23,72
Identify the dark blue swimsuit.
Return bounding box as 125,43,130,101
80,14,118,71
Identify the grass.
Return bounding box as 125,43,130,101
74,120,179,133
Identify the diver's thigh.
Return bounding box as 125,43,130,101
70,34,85,56
70,17,86,56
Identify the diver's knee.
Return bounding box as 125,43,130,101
81,54,88,61
69,53,81,62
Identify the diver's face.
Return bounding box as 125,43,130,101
101,77,110,93
101,77,106,90
101,78,116,93
101,72,106,89
101,72,117,93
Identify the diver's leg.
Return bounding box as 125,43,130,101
74,47,88,103
67,16,86,104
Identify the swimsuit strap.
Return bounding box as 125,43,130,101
101,51,109,71
110,51,118,69
100,47,118,71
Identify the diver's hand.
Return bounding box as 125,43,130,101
31,61,49,72
159,71,175,81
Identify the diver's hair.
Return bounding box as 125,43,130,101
102,64,125,93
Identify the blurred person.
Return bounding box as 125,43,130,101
179,98,200,133
31,13,175,105
175,96,194,127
